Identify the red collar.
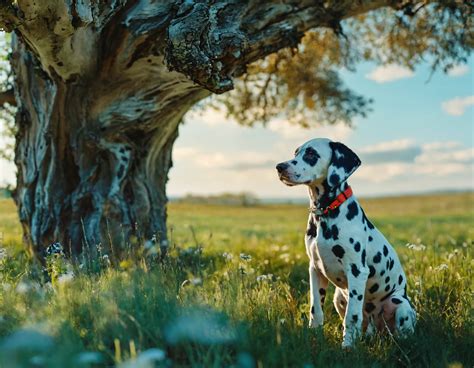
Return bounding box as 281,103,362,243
311,186,353,216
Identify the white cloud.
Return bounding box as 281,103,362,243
355,140,473,184
365,64,414,83
0,158,15,186
356,162,409,183
416,147,474,164
359,139,416,153
441,96,474,116
447,64,469,77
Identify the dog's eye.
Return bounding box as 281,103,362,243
302,147,320,166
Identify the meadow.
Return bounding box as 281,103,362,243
0,193,473,367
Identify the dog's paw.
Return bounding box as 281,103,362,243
341,339,354,350
309,317,323,329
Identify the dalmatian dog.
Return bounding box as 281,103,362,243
276,138,416,348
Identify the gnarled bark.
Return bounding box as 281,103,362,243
7,0,415,256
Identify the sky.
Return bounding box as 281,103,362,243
0,58,472,199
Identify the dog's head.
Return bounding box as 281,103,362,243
276,138,361,187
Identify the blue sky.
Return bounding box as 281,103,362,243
0,59,472,199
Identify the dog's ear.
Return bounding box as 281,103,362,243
327,142,361,187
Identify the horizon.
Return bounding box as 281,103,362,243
1,59,473,198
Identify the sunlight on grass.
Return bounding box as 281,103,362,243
0,193,473,367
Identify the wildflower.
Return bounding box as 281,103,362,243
101,254,111,267
435,263,449,271
16,281,31,294
181,277,202,288
45,242,64,257
0,247,7,261
256,274,273,282
406,243,426,251
57,271,74,285
239,253,252,261
222,252,233,261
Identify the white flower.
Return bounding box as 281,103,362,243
406,243,426,251
57,271,74,285
222,252,233,261
0,247,7,260
16,281,31,294
239,253,252,261
435,264,449,271
256,274,273,282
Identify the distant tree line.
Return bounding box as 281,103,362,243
177,192,260,207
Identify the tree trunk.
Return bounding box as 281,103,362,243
5,0,400,257
12,36,208,256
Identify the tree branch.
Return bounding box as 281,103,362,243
164,0,425,93
0,88,15,106
0,1,20,32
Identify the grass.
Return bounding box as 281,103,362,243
0,193,473,367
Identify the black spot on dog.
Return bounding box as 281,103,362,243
399,317,405,327
357,295,363,301
306,220,317,238
121,155,128,162
352,315,358,323
319,288,326,295
332,245,345,258
368,265,376,278
354,241,361,252
369,283,379,293
361,209,375,230
361,249,366,266
351,264,361,277
368,236,373,242
389,259,395,270
392,297,402,304
349,238,354,244
119,147,126,154
329,173,340,187
381,287,396,301
327,206,340,219
352,289,357,295
385,276,390,284
349,291,353,298
386,260,390,270
346,202,359,220
311,306,314,314
398,275,403,285
291,160,297,165
302,147,320,166
383,245,389,257
321,222,339,240
380,270,385,276
373,252,382,263
365,302,376,313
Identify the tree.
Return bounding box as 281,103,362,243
0,1,471,258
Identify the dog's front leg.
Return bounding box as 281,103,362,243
342,265,368,348
309,262,328,328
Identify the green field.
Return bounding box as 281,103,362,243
0,193,473,367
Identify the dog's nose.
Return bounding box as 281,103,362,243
276,163,289,173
